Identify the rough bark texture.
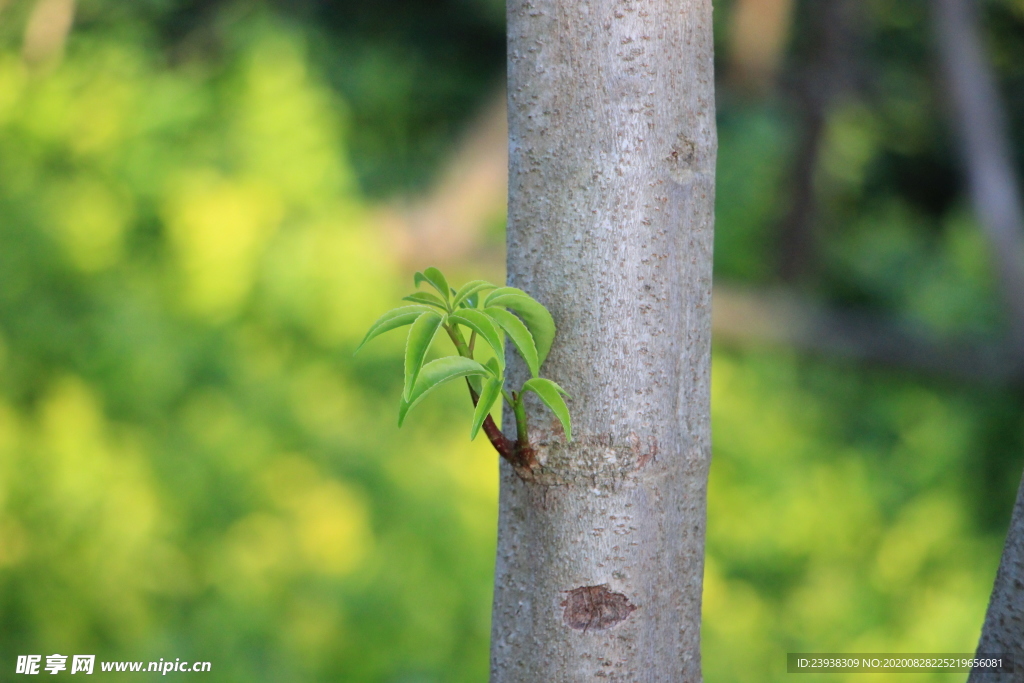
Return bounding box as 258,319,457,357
491,0,716,680
968,468,1024,683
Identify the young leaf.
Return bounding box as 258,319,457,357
467,357,502,396
398,356,490,426
452,279,497,308
522,377,572,441
484,307,539,377
355,305,434,353
414,267,451,304
484,357,502,378
404,311,444,400
449,309,505,369
485,287,556,365
402,291,448,310
470,376,503,440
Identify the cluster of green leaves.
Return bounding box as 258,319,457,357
357,268,571,444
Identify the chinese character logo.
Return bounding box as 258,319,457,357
44,654,67,675
16,655,41,675
71,655,95,674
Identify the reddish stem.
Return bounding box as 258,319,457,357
481,414,516,462
467,380,535,470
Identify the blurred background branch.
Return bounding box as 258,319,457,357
935,0,1024,350
379,89,507,273
713,285,1019,384
21,0,75,67
726,0,794,95
775,0,862,284
933,0,1024,663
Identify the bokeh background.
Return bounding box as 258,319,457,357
0,0,1023,680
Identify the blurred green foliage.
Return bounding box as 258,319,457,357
704,352,1014,683
0,0,1023,682
0,5,499,681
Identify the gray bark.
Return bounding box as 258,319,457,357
492,0,716,680
969,468,1024,682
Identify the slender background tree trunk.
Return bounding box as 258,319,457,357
934,0,1024,348
491,0,716,679
777,0,861,284
933,0,1024,673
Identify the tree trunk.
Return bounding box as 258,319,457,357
968,468,1024,682
491,0,716,680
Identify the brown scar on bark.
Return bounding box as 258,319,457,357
561,585,638,632
632,432,657,468
666,133,712,185
666,134,696,167
637,438,657,468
